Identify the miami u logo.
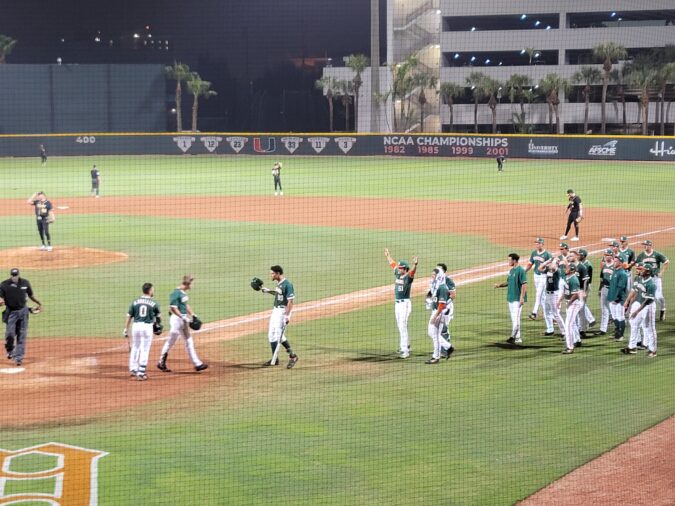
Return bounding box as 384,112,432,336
0,443,107,505
253,137,276,153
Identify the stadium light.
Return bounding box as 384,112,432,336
546,25,551,30
534,52,540,57
520,49,526,54
94,36,101,42
470,56,476,62
133,33,140,39
610,12,617,18
485,58,491,64
520,14,527,21
436,9,441,14
498,61,503,66
534,20,540,27
454,53,460,59
56,57,62,64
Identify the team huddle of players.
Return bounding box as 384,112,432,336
387,236,669,363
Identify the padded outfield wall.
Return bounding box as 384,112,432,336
0,132,674,161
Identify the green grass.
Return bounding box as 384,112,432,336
1,155,674,211
0,154,672,504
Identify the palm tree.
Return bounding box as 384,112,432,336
415,73,438,132
466,72,488,133
438,82,463,132
505,74,531,119
609,69,628,134
0,34,17,64
651,45,675,135
593,42,628,134
572,66,602,134
390,54,419,131
481,77,502,134
624,59,658,136
525,48,539,66
335,80,354,131
539,73,569,134
186,73,217,133
165,62,192,132
346,53,370,132
315,76,336,132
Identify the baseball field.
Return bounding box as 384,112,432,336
0,153,673,504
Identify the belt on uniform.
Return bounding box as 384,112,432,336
395,299,410,303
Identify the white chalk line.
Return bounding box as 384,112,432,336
93,226,674,353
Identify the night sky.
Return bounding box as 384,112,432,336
2,0,381,76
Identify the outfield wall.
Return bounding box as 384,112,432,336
0,133,674,161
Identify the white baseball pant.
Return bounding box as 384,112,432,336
598,286,610,332
532,273,546,315
394,299,411,353
578,285,595,331
628,302,657,352
609,302,625,325
543,291,565,334
268,306,289,344
508,301,522,339
654,276,665,313
564,299,583,350
427,313,444,360
439,302,454,352
129,322,153,373
160,314,205,367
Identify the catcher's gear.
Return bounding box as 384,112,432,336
250,277,264,291
28,306,41,314
153,322,164,335
189,315,202,331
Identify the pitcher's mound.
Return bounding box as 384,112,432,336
0,247,128,270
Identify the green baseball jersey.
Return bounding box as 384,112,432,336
273,278,295,308
633,276,656,305
607,268,628,302
169,288,189,315
529,250,552,272
506,265,527,303
619,247,635,266
599,262,614,288
636,250,669,275
128,296,160,324
575,262,589,286
556,253,568,278
583,259,593,285
432,283,449,310
445,276,456,293
394,269,414,300
563,273,581,300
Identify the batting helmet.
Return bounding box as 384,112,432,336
250,277,264,291
189,315,202,331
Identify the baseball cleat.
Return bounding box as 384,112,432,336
620,347,637,355
424,357,440,364
636,342,647,350
46,246,53,251
560,235,568,240
157,361,171,372
40,245,47,251
445,346,455,360
571,237,579,242
544,331,555,336
647,351,657,358
659,310,666,321
129,370,137,377
588,320,597,328
562,348,574,354
195,363,209,372
136,373,148,381
528,313,537,321
287,354,298,369
506,337,516,344
514,337,522,344
263,359,279,366
398,353,410,359
598,331,607,335
574,341,582,348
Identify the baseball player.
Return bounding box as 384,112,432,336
597,249,615,336
124,283,161,380
157,275,208,373
573,249,596,335
609,240,632,290
494,253,527,344
426,267,449,364
539,260,565,337
27,191,53,251
622,263,657,357
607,255,628,341
636,240,669,321
261,265,298,368
0,268,42,367
384,249,418,359
90,165,101,197
496,156,505,172
559,263,584,354
619,236,636,283
560,189,583,242
39,144,47,166
435,263,456,359
525,237,552,321
272,161,283,196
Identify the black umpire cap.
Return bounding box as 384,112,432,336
10,268,19,277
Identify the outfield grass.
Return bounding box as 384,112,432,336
0,155,672,505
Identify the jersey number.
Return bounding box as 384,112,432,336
139,305,148,317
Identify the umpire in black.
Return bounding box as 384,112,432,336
0,268,42,366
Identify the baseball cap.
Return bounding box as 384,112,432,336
642,264,654,274
567,264,577,272
566,189,574,194
535,237,544,244
642,240,653,246
604,248,614,255
578,249,588,257
620,236,628,242
610,241,619,247
10,268,19,277
398,260,410,269
559,242,569,249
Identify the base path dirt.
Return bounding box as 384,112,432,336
519,415,675,506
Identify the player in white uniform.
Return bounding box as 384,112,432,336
261,265,298,368
526,237,552,321
124,283,161,380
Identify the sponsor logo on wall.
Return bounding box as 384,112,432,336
226,136,248,153
335,137,356,154
253,137,276,153
527,139,559,155
173,136,195,153
649,141,675,157
588,140,618,156
308,137,330,153
281,136,303,154
200,136,222,153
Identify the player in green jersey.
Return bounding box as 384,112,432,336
261,265,298,368
124,283,161,380
623,264,658,357
607,255,628,341
434,263,457,359
526,237,552,321
597,249,615,335
494,253,527,344
559,263,584,353
157,275,208,373
636,240,670,321
384,249,418,358
426,268,449,363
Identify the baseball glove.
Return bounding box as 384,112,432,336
153,321,164,335
250,277,264,291
29,306,41,314
575,216,584,223
189,315,202,331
